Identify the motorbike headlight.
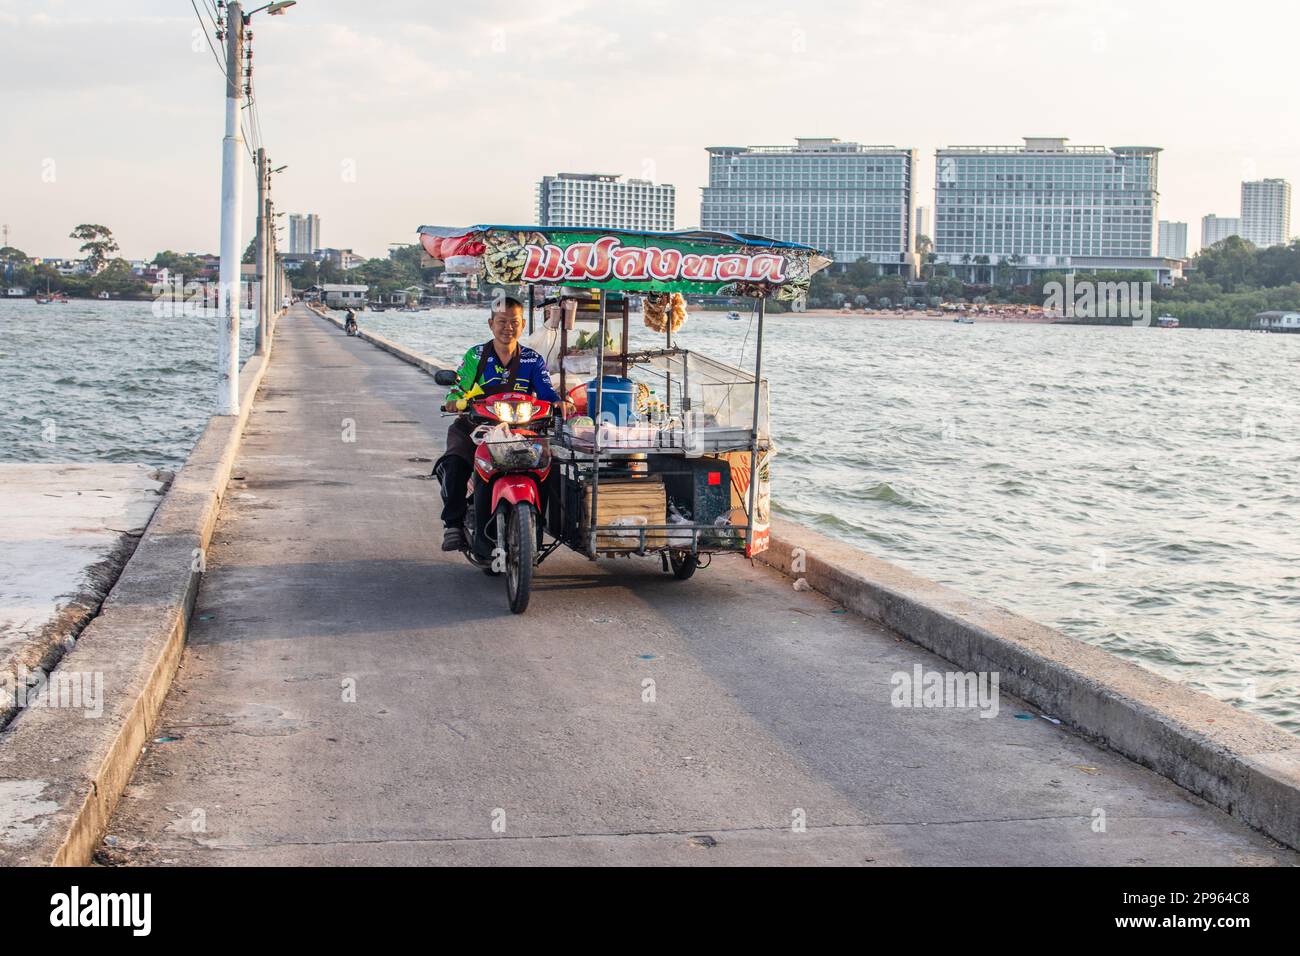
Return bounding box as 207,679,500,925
491,400,537,424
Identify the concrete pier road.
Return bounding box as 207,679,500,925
102,308,1295,865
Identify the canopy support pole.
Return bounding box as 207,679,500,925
745,297,766,554
588,290,607,559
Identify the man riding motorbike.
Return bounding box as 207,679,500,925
344,309,359,335
434,296,571,552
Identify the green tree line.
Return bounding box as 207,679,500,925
1,224,442,302
806,236,1300,327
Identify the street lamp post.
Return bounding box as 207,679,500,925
215,0,295,410
216,1,245,414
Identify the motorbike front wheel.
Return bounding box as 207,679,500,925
505,503,535,614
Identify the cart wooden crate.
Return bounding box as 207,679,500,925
582,477,668,552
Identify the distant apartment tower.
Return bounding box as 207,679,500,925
288,214,320,254
934,138,1160,268
700,138,917,271
1158,220,1188,259
1240,179,1291,248
536,173,675,231
914,205,931,243
1201,214,1240,248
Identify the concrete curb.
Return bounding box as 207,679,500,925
0,318,282,867
757,517,1300,850
305,309,1300,851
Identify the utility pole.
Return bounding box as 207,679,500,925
270,201,281,316
265,192,276,339
254,147,268,354
216,1,245,414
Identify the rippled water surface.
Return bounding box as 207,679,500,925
1,300,254,468
362,306,1300,733
2,300,1297,732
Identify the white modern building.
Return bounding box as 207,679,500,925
320,284,368,308
1253,310,1300,332
320,247,365,270
1201,214,1240,248
1240,179,1291,249
536,173,675,231
1158,220,1188,259
701,138,917,272
932,137,1173,282
288,214,321,255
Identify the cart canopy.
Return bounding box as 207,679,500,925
417,225,831,302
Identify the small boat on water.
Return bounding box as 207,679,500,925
954,315,974,324
1156,314,1179,328
726,311,742,321
34,279,68,303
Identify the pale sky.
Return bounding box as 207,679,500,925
2,0,1297,261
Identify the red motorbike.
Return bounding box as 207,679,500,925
433,370,553,613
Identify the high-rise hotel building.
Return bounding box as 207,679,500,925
288,214,320,254
933,137,1177,281
1158,220,1188,259
536,173,675,231
1240,179,1291,249
700,139,916,271
1201,214,1240,248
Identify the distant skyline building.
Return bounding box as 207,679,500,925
535,173,675,231
288,214,320,254
1240,179,1291,248
700,138,916,271
914,205,931,244
1158,220,1188,259
1201,214,1240,248
932,137,1176,282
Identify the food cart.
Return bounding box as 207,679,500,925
419,225,831,602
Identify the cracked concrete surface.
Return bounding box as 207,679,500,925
0,463,165,728
101,309,1297,866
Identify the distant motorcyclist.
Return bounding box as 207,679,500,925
344,308,358,335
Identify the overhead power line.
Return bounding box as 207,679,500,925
191,0,226,77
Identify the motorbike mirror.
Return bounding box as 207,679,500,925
433,369,459,387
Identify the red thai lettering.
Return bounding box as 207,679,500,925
746,254,786,282
715,255,749,281
645,246,683,281
522,244,565,283
681,255,719,282
612,246,650,280
565,236,619,281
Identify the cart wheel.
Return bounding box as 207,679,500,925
506,504,535,614
669,550,698,580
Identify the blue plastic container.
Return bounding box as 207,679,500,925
587,376,637,426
